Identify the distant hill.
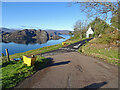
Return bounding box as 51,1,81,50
0,27,19,32
45,29,72,36
0,28,72,35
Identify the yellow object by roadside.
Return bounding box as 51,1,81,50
23,55,36,66
62,42,66,45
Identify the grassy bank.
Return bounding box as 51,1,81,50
9,44,63,60
1,44,62,89
1,56,52,89
79,31,119,66
66,37,88,45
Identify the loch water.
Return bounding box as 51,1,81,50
1,35,70,56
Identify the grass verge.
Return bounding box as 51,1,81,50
9,44,63,60
1,55,52,89
79,38,119,66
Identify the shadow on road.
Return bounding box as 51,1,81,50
79,81,107,90
34,57,70,71
49,61,70,67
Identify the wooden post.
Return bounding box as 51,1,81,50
5,49,10,61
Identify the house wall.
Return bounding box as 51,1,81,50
86,27,94,38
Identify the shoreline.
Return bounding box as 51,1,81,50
1,34,71,56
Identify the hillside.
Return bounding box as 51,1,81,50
80,28,119,65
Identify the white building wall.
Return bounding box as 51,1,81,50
86,27,94,38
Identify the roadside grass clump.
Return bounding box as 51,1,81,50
68,35,81,41
67,37,88,45
1,56,51,89
85,40,88,43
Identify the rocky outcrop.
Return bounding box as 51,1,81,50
49,35,63,40
35,29,49,44
2,29,63,44
2,29,34,41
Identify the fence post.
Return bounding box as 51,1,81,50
5,49,10,61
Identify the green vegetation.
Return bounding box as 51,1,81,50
69,31,73,37
73,20,87,39
1,56,52,89
9,44,63,61
66,36,88,45
111,15,119,29
88,17,109,37
81,44,119,65
67,35,81,41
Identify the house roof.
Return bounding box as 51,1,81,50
88,26,94,32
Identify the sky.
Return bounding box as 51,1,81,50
2,2,89,31
1,0,118,2
2,2,115,31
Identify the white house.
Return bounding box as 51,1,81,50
86,26,94,38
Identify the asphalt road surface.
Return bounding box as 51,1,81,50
16,52,118,89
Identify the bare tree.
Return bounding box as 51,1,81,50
73,20,88,38
74,20,83,31
71,1,119,21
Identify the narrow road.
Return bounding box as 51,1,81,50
16,52,118,88
39,38,93,56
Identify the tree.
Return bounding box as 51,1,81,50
111,14,120,29
71,1,119,22
74,20,83,31
73,20,83,38
69,31,73,37
73,20,88,38
88,17,109,37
